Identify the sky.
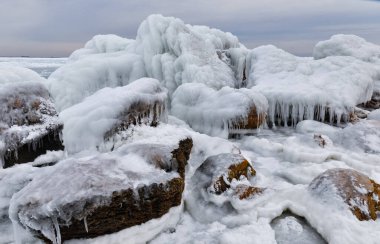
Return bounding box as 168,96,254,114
1,0,380,57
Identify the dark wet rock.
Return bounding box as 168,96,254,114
309,168,380,221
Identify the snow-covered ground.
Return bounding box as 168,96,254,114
1,14,380,244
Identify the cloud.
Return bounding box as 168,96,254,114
0,0,379,57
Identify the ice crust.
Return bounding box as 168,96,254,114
59,78,167,154
0,64,45,84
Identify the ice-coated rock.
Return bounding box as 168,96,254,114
9,137,192,243
59,78,168,154
309,168,380,221
171,83,268,138
0,81,63,168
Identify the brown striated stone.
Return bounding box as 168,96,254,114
55,177,184,241
234,184,264,200
104,101,166,141
309,168,380,221
230,107,266,130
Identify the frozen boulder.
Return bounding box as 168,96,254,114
9,138,192,243
59,78,168,154
196,153,257,195
0,81,63,168
171,83,268,138
309,168,380,221
246,45,379,126
186,153,261,222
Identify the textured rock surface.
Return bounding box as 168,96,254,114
104,100,166,141
309,168,380,221
57,177,184,241
230,107,266,131
233,184,264,200
0,82,63,168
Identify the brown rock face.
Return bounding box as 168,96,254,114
234,184,264,200
309,168,380,221
231,107,266,130
57,177,184,241
359,92,380,111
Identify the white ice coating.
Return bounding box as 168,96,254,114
245,45,379,125
59,78,168,154
48,15,243,111
368,109,380,120
313,34,380,63
0,64,45,84
171,83,268,137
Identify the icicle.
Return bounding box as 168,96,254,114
84,216,89,233
52,217,61,244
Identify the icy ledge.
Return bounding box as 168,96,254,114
60,78,168,154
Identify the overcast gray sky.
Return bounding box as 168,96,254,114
1,0,380,57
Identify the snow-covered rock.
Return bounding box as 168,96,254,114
60,78,168,154
0,81,63,168
9,137,192,243
171,83,268,138
246,45,379,125
309,168,380,221
186,153,261,223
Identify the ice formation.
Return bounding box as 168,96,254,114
171,83,268,137
245,45,379,125
47,15,244,111
59,78,167,154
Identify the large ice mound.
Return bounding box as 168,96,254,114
246,45,379,125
